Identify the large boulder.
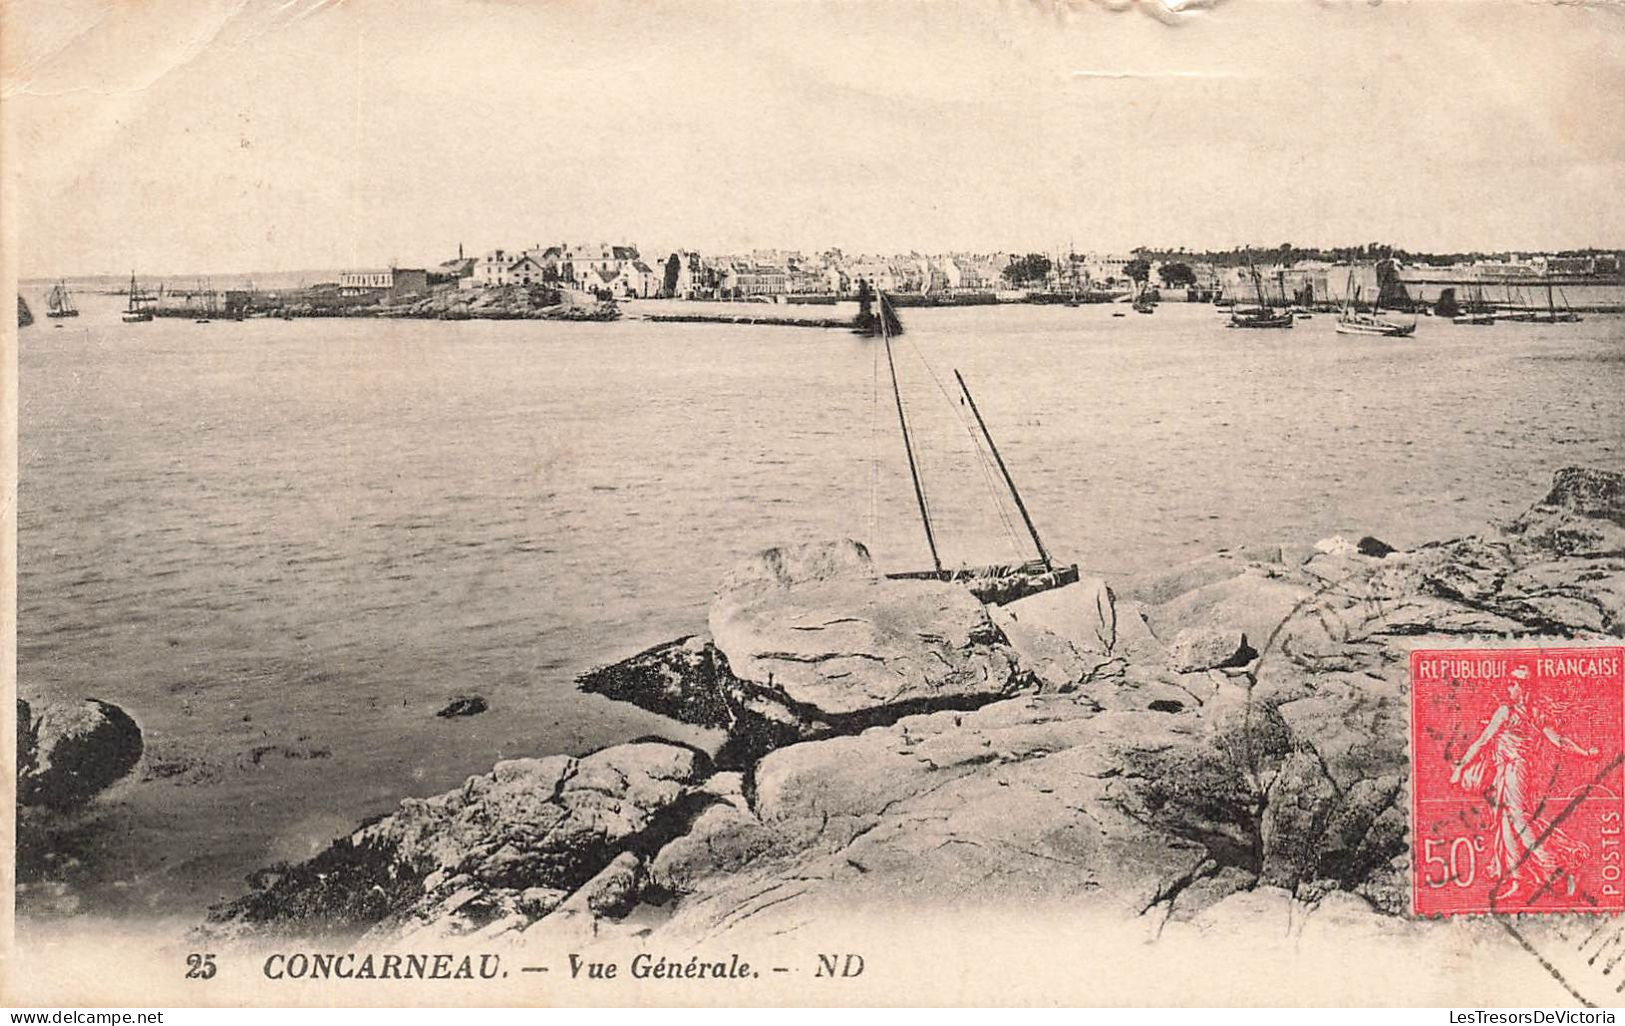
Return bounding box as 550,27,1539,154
18,697,144,810
210,740,710,939
1145,569,1314,664
1503,465,1625,557
708,540,1020,718
577,635,736,729
650,689,1288,940
987,577,1118,690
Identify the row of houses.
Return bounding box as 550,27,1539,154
341,247,1622,305
332,251,1219,303
453,245,1088,299
467,243,660,295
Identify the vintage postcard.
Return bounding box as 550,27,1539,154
4,0,1624,1009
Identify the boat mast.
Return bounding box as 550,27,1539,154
954,369,1052,570
879,292,942,574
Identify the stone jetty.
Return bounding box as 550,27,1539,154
207,467,1625,949
644,313,852,329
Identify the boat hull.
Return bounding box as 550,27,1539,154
1335,316,1415,337
887,562,1081,605
1228,312,1294,329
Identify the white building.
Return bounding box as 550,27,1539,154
474,250,517,287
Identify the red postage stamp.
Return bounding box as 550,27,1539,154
1411,646,1625,916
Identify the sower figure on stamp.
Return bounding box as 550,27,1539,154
1450,667,1599,902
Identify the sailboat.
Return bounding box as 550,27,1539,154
122,272,154,323
46,281,79,318
1288,278,1315,319
1495,283,1537,323
871,292,1079,605
1227,260,1293,329
1532,280,1582,324
1131,281,1155,314
1452,283,1495,326
1335,267,1416,337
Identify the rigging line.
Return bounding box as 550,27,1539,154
955,397,1024,560
979,442,1026,559
870,326,880,546
955,368,1054,570
899,333,1025,560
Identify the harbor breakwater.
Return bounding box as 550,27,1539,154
192,466,1624,948
147,284,621,322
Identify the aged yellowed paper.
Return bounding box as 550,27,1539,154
4,0,1625,1008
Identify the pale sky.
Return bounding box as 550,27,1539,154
4,0,1623,276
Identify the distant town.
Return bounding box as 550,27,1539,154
22,242,1625,325
366,242,1625,304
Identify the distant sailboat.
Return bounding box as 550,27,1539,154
1227,259,1294,329
1495,283,1538,323
1452,283,1495,326
123,272,154,323
1131,281,1155,314
46,281,79,318
1335,267,1416,337
1532,281,1582,324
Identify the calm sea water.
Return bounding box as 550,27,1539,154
18,294,1625,924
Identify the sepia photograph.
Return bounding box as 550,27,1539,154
4,0,1625,1010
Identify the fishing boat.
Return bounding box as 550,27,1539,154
17,295,33,328
1289,280,1315,319
1131,282,1155,315
122,273,154,323
46,281,79,318
1494,284,1538,323
1335,268,1416,337
870,291,1079,605
1452,284,1495,326
1531,281,1582,324
1227,262,1293,329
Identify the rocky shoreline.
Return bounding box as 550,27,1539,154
189,466,1623,949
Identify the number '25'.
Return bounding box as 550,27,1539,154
185,953,217,979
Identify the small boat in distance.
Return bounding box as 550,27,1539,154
1452,284,1495,326
123,272,155,323
1227,260,1293,329
1532,281,1582,324
46,281,79,318
1335,267,1416,337
1494,283,1538,323
1131,282,1155,314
